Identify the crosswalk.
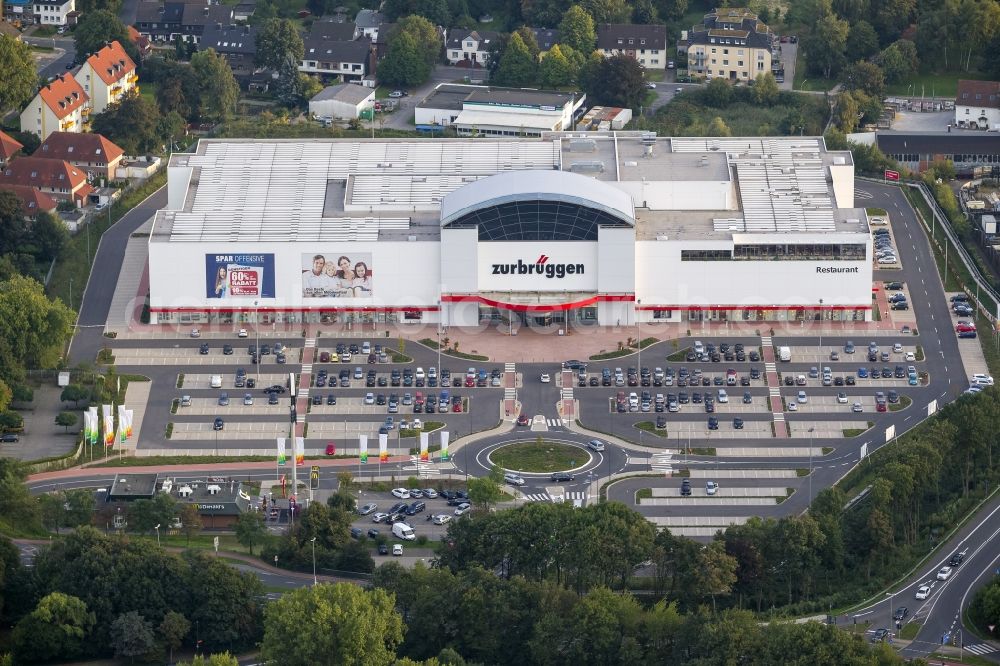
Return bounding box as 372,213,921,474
965,644,997,656
504,388,516,400
504,362,516,373
523,491,588,503
761,335,773,348
402,456,441,478
650,452,673,473
560,387,574,400
546,418,569,427
854,188,874,200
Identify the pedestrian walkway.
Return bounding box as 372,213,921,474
296,338,317,437
522,491,587,503
105,233,150,331
964,644,997,656
761,338,788,438
503,362,517,419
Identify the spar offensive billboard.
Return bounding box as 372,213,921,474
205,254,276,299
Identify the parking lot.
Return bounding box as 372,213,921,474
170,421,290,440
657,419,773,439
787,420,871,438
180,373,290,390
113,348,299,367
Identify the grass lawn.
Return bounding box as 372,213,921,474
792,48,837,92
139,80,158,105
635,421,669,437
492,441,584,473
886,70,993,97
889,395,912,412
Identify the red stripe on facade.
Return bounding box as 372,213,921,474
149,306,441,314
633,305,872,311
441,293,634,312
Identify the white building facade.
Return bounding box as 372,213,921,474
146,135,872,329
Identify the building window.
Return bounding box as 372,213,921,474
651,59,658,64
738,60,743,66
723,59,728,65
452,50,459,58
723,48,729,54
652,310,672,319
681,249,733,261
651,49,659,54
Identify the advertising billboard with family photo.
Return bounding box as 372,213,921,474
205,254,276,299
301,253,373,298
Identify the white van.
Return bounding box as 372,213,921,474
210,375,223,388
778,346,792,362
392,522,415,540
415,367,425,380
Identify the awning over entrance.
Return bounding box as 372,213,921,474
443,292,633,312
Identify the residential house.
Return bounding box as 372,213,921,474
596,24,667,70
678,7,773,81
446,29,497,68
300,21,372,81
3,0,32,24
134,0,232,43
199,23,261,87
77,40,138,115
37,131,125,180
0,130,23,167
955,79,1000,130
126,25,153,57
354,9,382,39
531,27,559,56
0,185,58,217
0,156,91,206
19,73,89,141
232,0,254,21
32,0,73,25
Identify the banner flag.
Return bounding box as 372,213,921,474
125,409,134,438
440,431,450,461
83,410,92,445
118,406,127,443
277,437,287,466
359,434,368,464
419,432,429,462
88,407,98,445
378,432,389,462
294,436,305,466
102,404,114,446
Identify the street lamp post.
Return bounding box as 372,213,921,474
254,300,260,386
310,536,317,586
154,523,160,547
818,298,824,351
886,591,894,635
808,427,814,505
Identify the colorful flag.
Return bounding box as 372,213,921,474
277,437,287,466
378,432,388,462
419,432,429,462
359,434,368,464
294,436,305,466
83,410,92,445
118,406,127,443
440,431,450,461
102,404,114,446
125,409,133,438
88,407,98,445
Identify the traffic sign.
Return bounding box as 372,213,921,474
885,169,900,181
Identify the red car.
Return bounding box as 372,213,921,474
464,376,475,387
516,413,529,426
452,402,462,413
325,442,337,455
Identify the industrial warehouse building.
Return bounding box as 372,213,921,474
147,133,873,328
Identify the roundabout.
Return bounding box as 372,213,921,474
489,440,591,473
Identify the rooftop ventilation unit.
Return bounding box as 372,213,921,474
570,161,605,173
569,139,596,153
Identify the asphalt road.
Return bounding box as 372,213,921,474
24,35,76,79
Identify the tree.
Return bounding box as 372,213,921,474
10,383,32,404
703,77,734,107
255,19,305,70
235,511,266,555
73,10,137,64
521,0,572,27
127,493,177,534
177,653,240,666
261,583,404,666
492,32,537,87
538,43,577,88
558,5,596,54
877,40,919,83
0,380,9,414
655,0,687,20
0,274,75,384
159,610,191,663
753,72,780,105
11,592,95,663
588,53,645,109
0,192,29,258
190,49,240,120
706,116,733,137
0,36,38,114
840,60,885,98
111,611,156,663
846,21,880,59
693,541,738,612
804,11,849,78
62,489,94,528
377,32,433,87
29,212,69,262
179,504,203,544
91,92,163,155
60,385,88,408
873,0,916,44
55,411,78,433
632,0,658,23
393,16,441,68
580,0,630,23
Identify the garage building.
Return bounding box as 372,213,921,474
308,84,375,120
148,133,873,329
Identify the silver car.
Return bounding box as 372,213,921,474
587,439,606,452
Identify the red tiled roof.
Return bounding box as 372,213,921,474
85,40,136,86
0,185,58,214
37,74,89,120
0,157,87,191
956,79,1000,110
39,131,124,164
0,131,23,162
74,182,95,202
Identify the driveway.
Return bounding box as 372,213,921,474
377,65,484,130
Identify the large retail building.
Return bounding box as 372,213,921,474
148,133,872,328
